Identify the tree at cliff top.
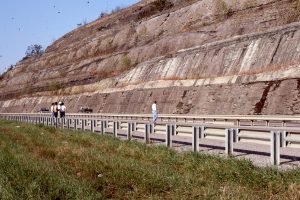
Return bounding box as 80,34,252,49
25,44,44,57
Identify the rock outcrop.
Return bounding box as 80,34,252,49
1,0,300,114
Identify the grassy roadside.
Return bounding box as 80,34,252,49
0,120,300,199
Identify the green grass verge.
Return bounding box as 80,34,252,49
0,120,300,199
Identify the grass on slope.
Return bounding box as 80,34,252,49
0,120,300,199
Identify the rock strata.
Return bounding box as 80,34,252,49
1,0,300,115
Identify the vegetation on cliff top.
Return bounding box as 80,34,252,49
1,120,300,199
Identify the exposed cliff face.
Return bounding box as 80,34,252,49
1,0,300,114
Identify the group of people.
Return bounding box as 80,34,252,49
51,102,66,119
49,100,156,123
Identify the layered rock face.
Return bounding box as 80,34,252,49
1,0,300,114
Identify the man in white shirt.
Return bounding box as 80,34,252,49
57,102,61,118
152,101,157,123
60,102,66,118
50,103,54,118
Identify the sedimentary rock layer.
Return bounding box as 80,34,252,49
1,0,300,114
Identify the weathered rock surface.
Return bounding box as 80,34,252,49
1,0,300,115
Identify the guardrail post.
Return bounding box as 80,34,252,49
81,119,85,131
91,120,95,132
67,118,70,129
113,121,118,137
127,122,132,140
132,122,136,132
192,126,200,152
233,128,239,143
74,119,77,130
271,131,281,165
225,128,234,155
171,124,176,135
60,118,63,128
55,118,58,128
144,124,150,144
200,126,205,138
101,121,104,134
150,123,154,134
166,124,172,148
281,131,286,147
62,118,66,128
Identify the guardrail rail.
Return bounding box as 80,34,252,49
1,113,300,166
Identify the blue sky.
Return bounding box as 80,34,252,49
0,0,139,73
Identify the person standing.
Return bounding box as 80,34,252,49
152,101,158,124
58,102,62,119
60,102,66,118
52,102,58,126
50,103,55,118
53,102,58,118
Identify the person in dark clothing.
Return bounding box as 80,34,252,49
53,102,58,118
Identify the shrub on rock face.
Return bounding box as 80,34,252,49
215,0,229,16
25,44,44,57
152,0,170,11
138,0,173,20
120,54,132,69
48,82,62,91
0,65,15,80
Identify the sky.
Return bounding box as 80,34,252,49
0,0,139,73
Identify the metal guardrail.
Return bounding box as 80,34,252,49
1,113,300,166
